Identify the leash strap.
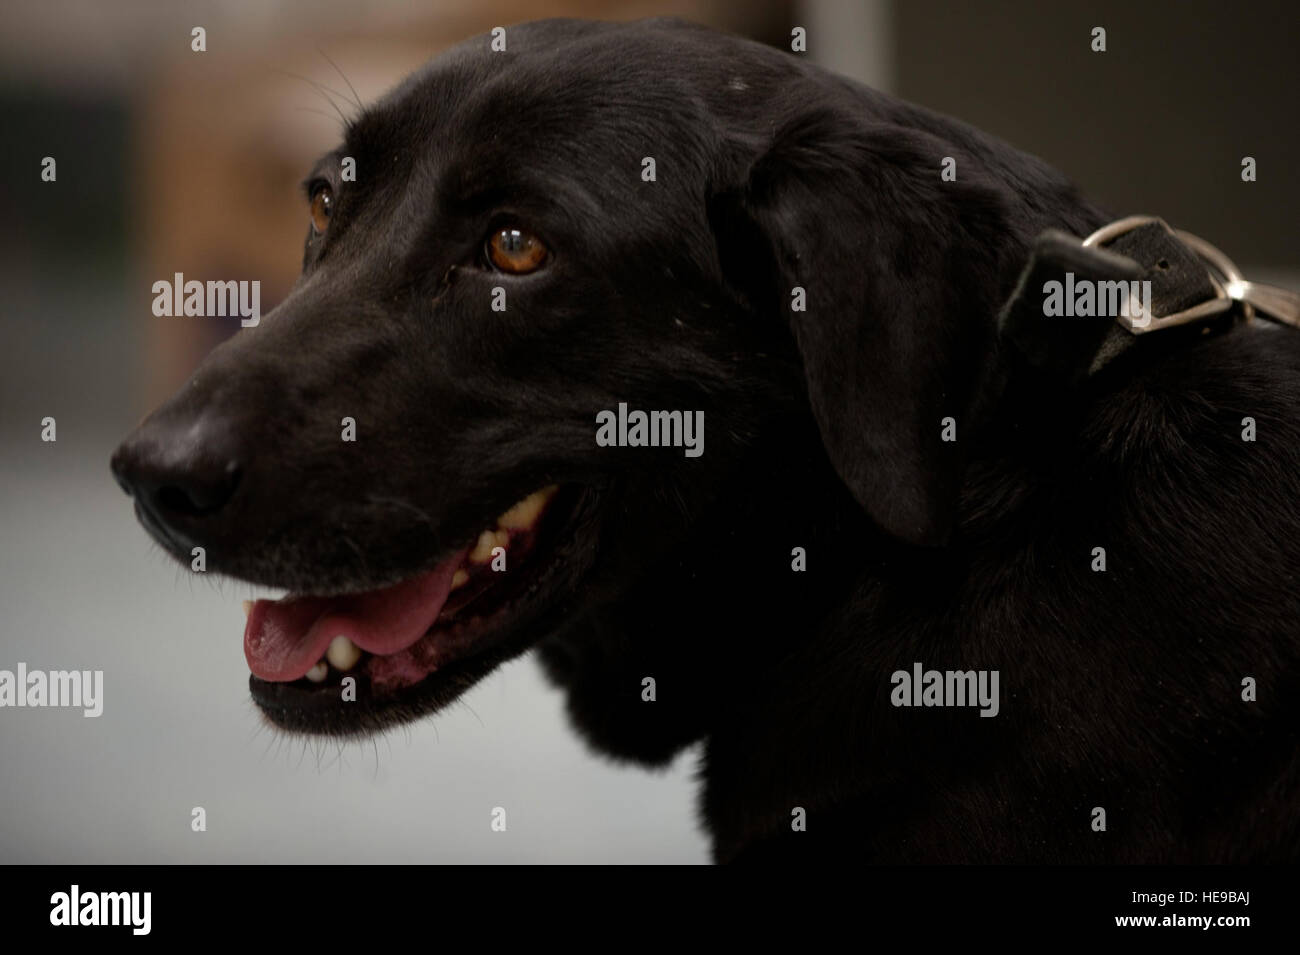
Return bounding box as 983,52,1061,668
1000,215,1300,382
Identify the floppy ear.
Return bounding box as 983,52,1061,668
711,108,1020,546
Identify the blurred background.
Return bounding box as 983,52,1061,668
0,0,1295,863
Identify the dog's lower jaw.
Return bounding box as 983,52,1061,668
247,484,603,734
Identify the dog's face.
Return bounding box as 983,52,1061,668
111,18,1065,739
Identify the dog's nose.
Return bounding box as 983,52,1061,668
111,415,244,548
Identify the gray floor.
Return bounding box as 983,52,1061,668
0,275,706,864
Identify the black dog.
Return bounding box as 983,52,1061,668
111,18,1300,862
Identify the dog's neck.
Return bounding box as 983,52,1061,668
535,395,888,756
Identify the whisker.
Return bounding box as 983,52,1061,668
295,106,346,129
317,46,363,111
340,531,372,580
273,68,352,126
366,494,438,529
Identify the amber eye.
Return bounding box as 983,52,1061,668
309,185,333,234
487,227,548,274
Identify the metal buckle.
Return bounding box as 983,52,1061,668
1081,215,1240,335
1083,215,1300,335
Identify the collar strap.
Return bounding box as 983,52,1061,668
1000,215,1299,382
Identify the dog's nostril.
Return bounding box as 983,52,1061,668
154,463,242,517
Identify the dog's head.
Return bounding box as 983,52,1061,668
111,18,1095,739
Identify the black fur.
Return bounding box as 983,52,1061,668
111,18,1300,862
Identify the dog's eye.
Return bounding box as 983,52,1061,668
486,227,548,274
309,185,333,235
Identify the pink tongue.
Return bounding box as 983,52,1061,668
244,553,465,682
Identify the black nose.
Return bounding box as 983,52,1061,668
111,415,244,550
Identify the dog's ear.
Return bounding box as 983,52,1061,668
710,108,1019,546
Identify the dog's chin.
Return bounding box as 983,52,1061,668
246,483,597,737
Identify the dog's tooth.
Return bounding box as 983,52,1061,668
326,635,362,671
305,660,329,683
497,485,558,531
242,600,252,618
451,569,469,590
470,529,497,563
